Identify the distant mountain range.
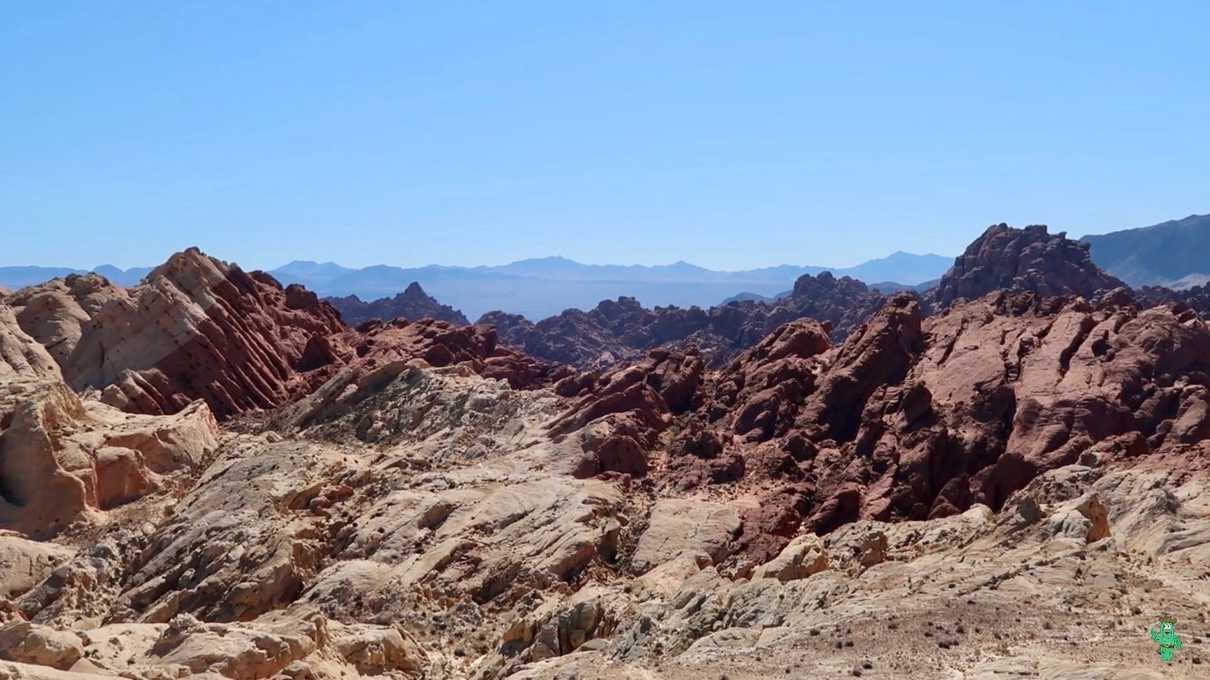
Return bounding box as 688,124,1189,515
0,265,152,290
269,252,952,320
6,213,1209,319
4,254,956,321
866,279,942,294
1080,214,1210,288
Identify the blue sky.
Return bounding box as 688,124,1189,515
3,1,1208,270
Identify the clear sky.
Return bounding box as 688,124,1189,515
3,1,1208,270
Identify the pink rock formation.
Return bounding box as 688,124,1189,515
0,378,218,538
0,306,61,382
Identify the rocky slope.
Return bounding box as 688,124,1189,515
0,342,1206,679
480,272,887,370
326,282,470,327
2,238,1209,680
538,286,1210,567
934,223,1126,306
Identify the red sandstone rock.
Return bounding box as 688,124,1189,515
934,224,1126,307
342,318,557,391
62,249,346,418
550,286,1210,562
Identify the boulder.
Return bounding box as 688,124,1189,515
0,621,82,670
632,499,740,573
0,534,74,598
752,533,829,582
0,379,218,538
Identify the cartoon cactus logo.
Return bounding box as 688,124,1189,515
1150,618,1183,663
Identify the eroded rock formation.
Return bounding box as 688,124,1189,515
0,306,61,381
5,274,125,366
0,378,218,539
547,289,1210,566
53,249,346,418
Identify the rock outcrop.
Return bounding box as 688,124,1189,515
1136,282,1210,319
547,287,1210,566
934,223,1126,306
1,340,1208,679
5,274,126,366
61,248,347,418
326,282,470,327
0,305,61,381
319,317,562,397
0,378,219,538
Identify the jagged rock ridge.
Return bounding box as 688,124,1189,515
480,271,887,369
934,223,1126,306
326,282,470,327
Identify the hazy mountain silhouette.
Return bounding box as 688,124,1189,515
0,264,152,289
271,253,950,320
1081,213,1210,287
